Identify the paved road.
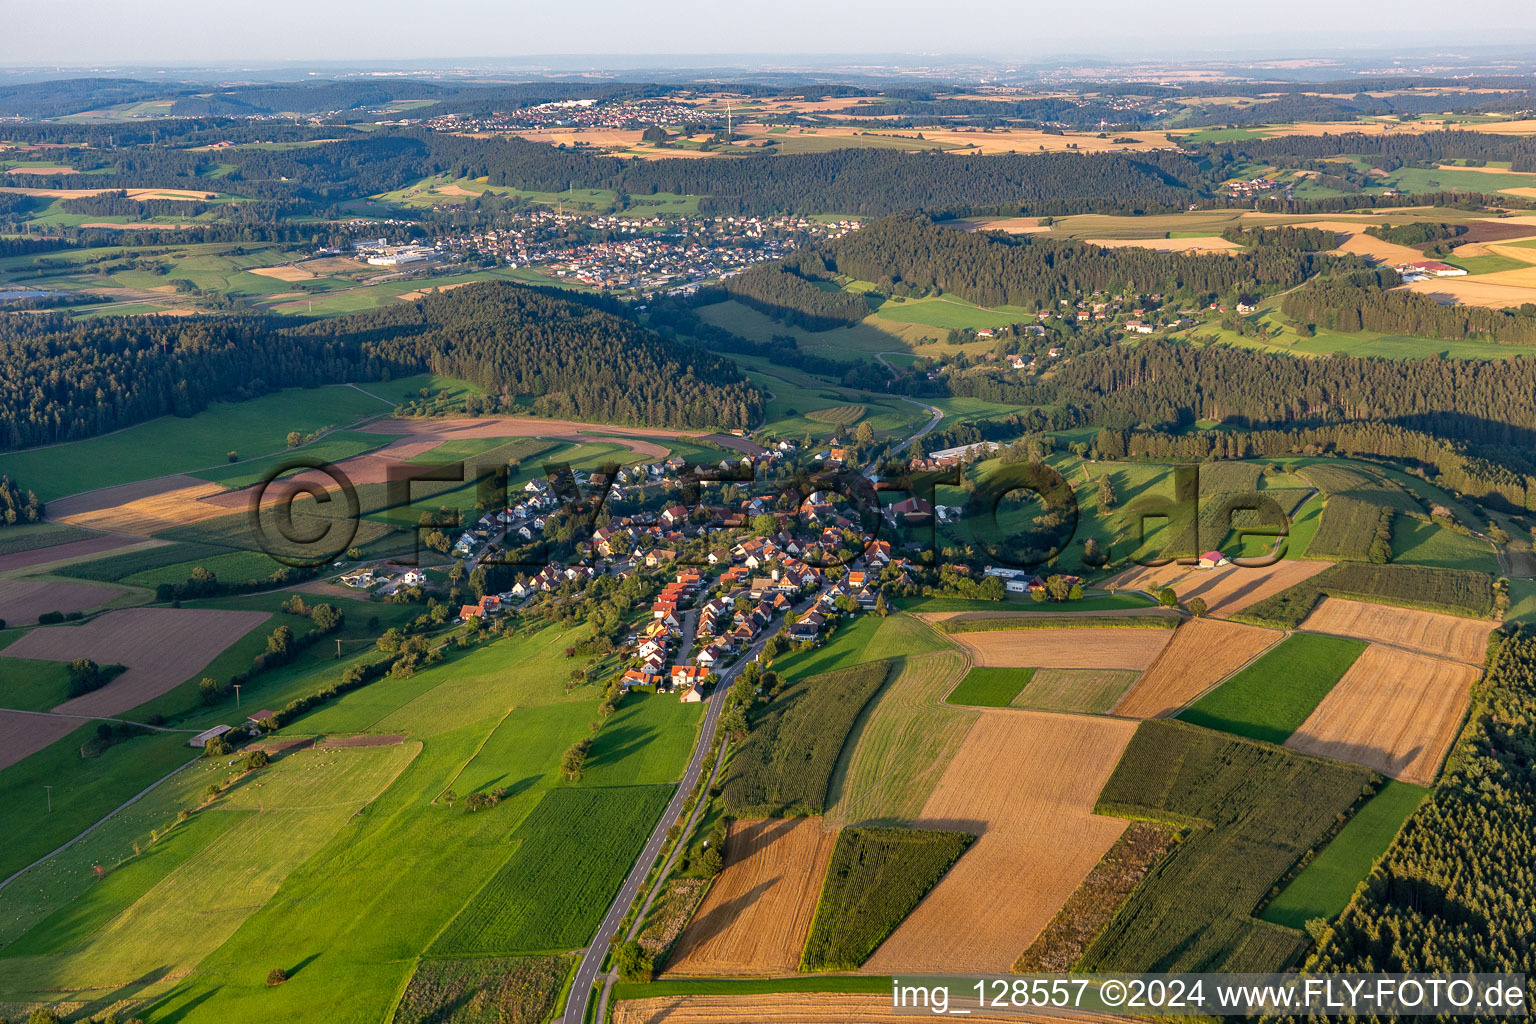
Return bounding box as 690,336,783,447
561,593,820,1024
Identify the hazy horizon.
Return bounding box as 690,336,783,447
5,0,1536,69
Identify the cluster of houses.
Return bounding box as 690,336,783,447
982,565,1086,595
338,565,426,594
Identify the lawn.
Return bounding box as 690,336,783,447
120,547,297,588
770,613,951,682
190,429,404,490
1390,516,1500,574
0,657,74,712
946,667,1035,707
873,294,1038,331
1261,780,1428,930
0,384,397,502
1178,633,1368,744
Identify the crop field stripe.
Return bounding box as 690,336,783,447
1177,633,1368,744
1113,618,1283,719
1285,645,1480,786
947,667,1036,707
1260,780,1428,930
429,785,673,956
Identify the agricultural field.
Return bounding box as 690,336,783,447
664,818,838,976
0,578,127,625
1084,719,1372,973
801,826,973,971
1177,633,1368,744
1298,597,1495,664
946,667,1035,707
1014,822,1178,972
612,992,1128,1024
1105,559,1332,617
0,607,270,769
0,383,398,503
0,741,419,1009
0,617,691,1024
430,785,673,955
390,955,575,1024
769,613,950,683
1113,617,1282,718
824,652,977,827
864,711,1137,974
1390,516,1500,574
1233,562,1495,628
947,625,1174,670
722,660,892,817
1010,668,1141,714
1286,645,1480,785
1260,780,1428,930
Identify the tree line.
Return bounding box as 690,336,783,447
0,282,762,454
823,213,1357,310
1281,274,1536,345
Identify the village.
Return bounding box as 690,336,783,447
349,209,857,294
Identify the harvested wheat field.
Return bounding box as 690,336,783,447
863,711,1138,973
613,993,1143,1024
0,580,126,625
963,216,1051,234
0,186,212,201
47,474,231,535
1300,597,1493,664
1398,276,1536,308
1177,560,1331,617
826,651,977,826
1333,231,1426,266
1,607,271,718
1113,617,1282,718
952,628,1172,670
1103,562,1188,593
248,264,315,282
1084,236,1242,253
1286,645,1479,785
1010,668,1141,714
663,818,836,977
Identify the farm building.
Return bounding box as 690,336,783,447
1198,551,1230,568
189,724,232,748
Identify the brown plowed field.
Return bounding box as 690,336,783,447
951,628,1171,670
0,534,143,572
1299,597,1493,664
663,818,837,977
0,580,126,625
1113,618,1282,718
1,607,271,721
862,711,1137,973
1286,644,1479,786
1104,559,1330,618
0,711,80,772
614,993,1143,1024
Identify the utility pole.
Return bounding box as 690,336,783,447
233,683,241,710
336,638,343,660
44,785,52,813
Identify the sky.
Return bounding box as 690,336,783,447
3,0,1536,66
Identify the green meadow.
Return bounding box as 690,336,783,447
1178,633,1368,744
